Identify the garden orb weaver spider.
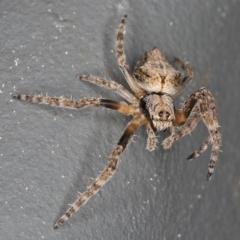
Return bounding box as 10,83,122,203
14,15,221,229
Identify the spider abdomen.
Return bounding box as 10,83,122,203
133,47,181,95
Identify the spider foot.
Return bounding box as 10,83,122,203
162,136,174,149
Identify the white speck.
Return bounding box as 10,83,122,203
73,25,76,28
52,151,54,154
127,182,129,184
117,4,123,9
73,11,76,14
48,9,52,12
111,49,114,53
189,204,193,208
21,206,23,209
72,65,74,68
197,194,201,199
0,90,2,93
70,114,73,117
65,51,68,55
22,150,24,153
169,22,173,26
221,12,226,17
5,201,7,204
26,187,28,190
60,17,63,20
55,36,58,39
178,234,181,238
149,178,153,181
42,65,44,68
54,117,56,121
99,155,101,157
0,137,2,140
2,84,4,88
62,175,65,178
14,58,20,66
12,50,15,53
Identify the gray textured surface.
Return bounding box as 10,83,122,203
0,0,240,239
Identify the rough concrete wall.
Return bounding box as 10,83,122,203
0,0,239,239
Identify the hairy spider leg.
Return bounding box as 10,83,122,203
187,135,213,160
171,58,194,98
54,114,147,228
164,88,221,180
77,75,137,104
116,14,145,98
146,122,158,151
13,95,139,115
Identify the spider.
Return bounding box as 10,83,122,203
14,15,221,229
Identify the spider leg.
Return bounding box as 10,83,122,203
146,122,158,151
162,107,201,149
117,15,145,98
164,88,221,180
77,75,137,104
171,58,193,98
54,114,147,229
13,95,139,116
187,135,213,160
193,88,221,181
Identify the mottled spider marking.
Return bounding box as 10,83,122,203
116,14,127,67
162,107,201,149
54,114,146,228
14,94,101,108
182,88,221,180
187,135,213,160
116,15,146,98
78,75,137,104
146,125,158,151
54,145,123,229
13,94,139,115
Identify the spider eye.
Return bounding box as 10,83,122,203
158,111,170,119
159,111,163,117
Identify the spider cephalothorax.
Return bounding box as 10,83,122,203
14,15,221,229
